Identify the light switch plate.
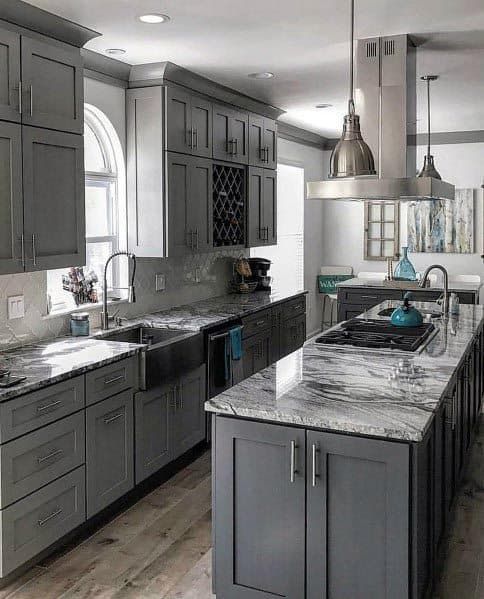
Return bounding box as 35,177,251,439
155,274,166,292
8,295,25,319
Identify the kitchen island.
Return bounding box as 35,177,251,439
206,301,484,599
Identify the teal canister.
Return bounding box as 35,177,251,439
70,312,90,336
391,293,424,327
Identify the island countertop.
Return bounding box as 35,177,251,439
337,277,481,295
205,301,484,442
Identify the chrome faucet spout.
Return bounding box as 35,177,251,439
101,251,137,330
418,264,449,316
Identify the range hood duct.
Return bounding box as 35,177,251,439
307,35,455,202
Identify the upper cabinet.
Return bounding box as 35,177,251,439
248,115,277,169
0,30,21,123
247,167,277,247
166,87,212,159
213,104,249,164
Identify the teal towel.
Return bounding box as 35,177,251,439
230,327,243,361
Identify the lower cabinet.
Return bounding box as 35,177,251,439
86,390,134,518
242,329,271,380
281,313,306,358
135,365,207,484
214,416,412,599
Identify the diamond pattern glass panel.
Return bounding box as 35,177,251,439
213,164,246,247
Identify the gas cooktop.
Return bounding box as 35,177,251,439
316,318,436,352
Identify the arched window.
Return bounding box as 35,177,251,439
47,106,126,314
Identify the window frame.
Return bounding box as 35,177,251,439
364,201,400,261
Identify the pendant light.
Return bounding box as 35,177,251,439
418,75,441,179
329,0,376,178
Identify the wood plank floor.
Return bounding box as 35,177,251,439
2,422,484,598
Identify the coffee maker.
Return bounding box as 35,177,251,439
247,257,272,291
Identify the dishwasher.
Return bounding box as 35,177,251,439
207,318,244,399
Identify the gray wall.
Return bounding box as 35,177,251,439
321,142,484,290
277,138,328,337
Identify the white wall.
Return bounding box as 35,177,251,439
278,138,328,336
321,142,484,288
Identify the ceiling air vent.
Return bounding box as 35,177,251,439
384,39,395,56
366,40,378,58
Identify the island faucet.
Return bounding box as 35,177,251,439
419,264,449,316
101,251,137,330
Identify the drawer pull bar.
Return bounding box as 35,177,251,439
360,295,378,300
255,320,266,327
104,412,123,425
37,448,63,464
38,508,62,527
290,440,297,483
312,443,320,487
104,374,125,386
37,400,62,413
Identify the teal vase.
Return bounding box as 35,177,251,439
394,247,417,281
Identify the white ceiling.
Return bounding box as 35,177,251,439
26,0,484,137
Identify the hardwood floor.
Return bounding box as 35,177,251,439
2,421,484,598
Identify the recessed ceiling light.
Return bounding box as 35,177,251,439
138,13,170,23
315,103,332,109
248,72,274,80
105,48,126,56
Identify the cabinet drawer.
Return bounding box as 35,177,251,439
242,310,272,338
0,377,85,444
0,412,85,509
0,466,85,577
282,296,306,321
85,358,136,406
338,288,402,305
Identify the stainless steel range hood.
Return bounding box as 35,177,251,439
307,35,455,202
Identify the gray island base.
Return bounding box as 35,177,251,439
207,302,484,599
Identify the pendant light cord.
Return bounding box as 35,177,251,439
426,77,431,157
348,0,355,115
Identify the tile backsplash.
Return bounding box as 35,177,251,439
0,250,243,349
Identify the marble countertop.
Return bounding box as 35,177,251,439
337,277,481,294
206,301,484,442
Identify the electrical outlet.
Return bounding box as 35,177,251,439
155,274,166,292
7,295,25,319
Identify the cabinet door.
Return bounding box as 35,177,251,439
247,166,264,247
0,30,21,123
263,119,277,169
191,95,212,158
307,431,409,599
242,330,271,379
270,306,283,363
231,110,249,164
167,152,192,257
0,122,24,274
214,417,305,599
262,170,277,245
22,127,85,270
248,114,265,167
134,385,172,484
190,157,213,252
172,365,206,460
166,86,192,154
213,104,232,161
281,313,306,359
86,390,134,518
21,37,83,134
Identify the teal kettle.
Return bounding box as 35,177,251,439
391,292,424,327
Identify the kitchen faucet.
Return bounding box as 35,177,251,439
419,264,449,316
101,251,137,330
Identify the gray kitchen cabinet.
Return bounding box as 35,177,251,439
242,329,271,380
247,167,277,247
134,384,172,484
249,114,277,169
85,357,137,406
214,417,306,598
20,37,83,134
22,127,85,271
306,430,409,599
0,29,21,123
213,103,248,164
166,87,212,158
0,122,23,274
167,152,213,256
86,390,134,518
281,314,306,358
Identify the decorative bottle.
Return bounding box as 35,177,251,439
393,247,417,281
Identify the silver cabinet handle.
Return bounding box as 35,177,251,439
194,228,199,251
20,234,25,268
18,81,22,114
255,320,266,327
227,139,233,155
259,146,266,162
37,448,63,464
104,412,123,425
29,85,33,116
38,508,62,527
104,374,124,386
265,147,270,163
361,295,378,300
233,138,238,155
32,233,37,266
312,443,319,487
37,399,62,413
290,440,297,483
193,128,198,149
187,229,193,250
